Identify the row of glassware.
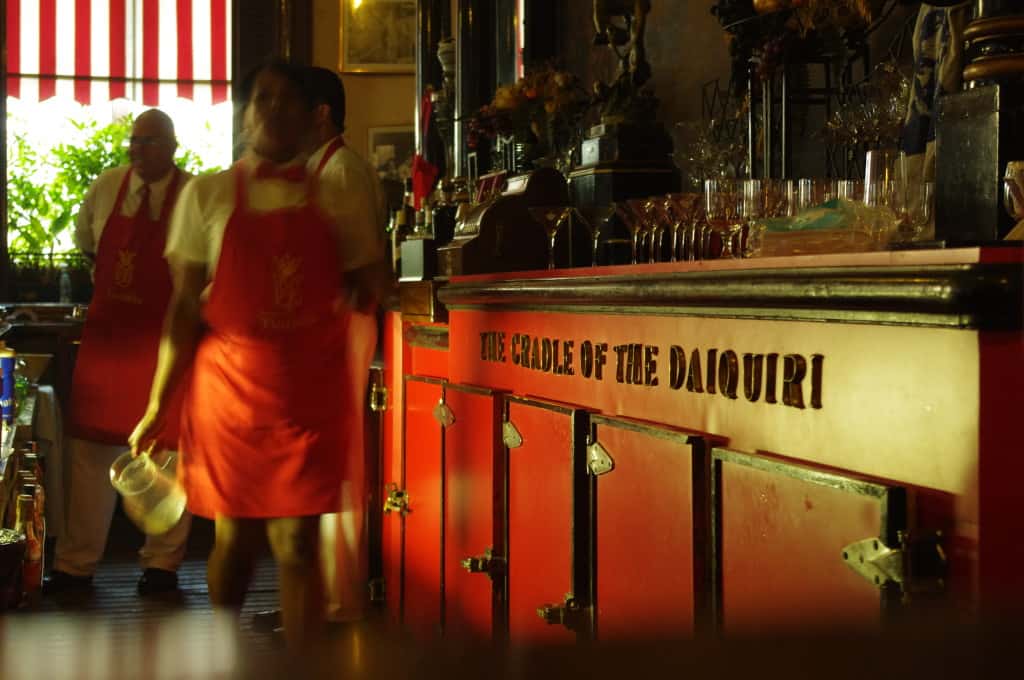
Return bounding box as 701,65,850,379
529,177,936,269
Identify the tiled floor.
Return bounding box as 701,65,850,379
1,512,288,678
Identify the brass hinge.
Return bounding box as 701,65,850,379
461,546,505,579
586,439,615,476
368,577,385,604
369,383,388,412
536,593,588,632
433,399,455,427
383,483,411,515
841,530,946,601
502,420,523,448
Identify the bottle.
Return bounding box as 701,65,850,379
1,454,21,529
0,341,15,425
414,207,427,238
21,448,43,480
423,203,435,239
14,494,41,599
18,467,44,525
402,178,416,231
391,209,408,275
59,269,72,304
20,480,45,582
432,203,457,245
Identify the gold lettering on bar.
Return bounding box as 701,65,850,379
478,331,825,410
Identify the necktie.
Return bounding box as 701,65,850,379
136,183,151,222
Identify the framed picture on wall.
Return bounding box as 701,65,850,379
368,125,415,185
340,0,416,73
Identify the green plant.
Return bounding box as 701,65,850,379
6,113,223,261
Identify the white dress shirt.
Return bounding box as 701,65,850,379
74,165,191,255
307,137,387,265
166,152,384,278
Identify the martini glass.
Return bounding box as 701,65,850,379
581,204,616,266
615,202,644,265
666,193,701,262
528,205,570,270
627,198,661,263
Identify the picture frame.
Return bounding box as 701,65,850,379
339,0,416,74
367,125,415,185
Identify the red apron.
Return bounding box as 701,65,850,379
69,169,183,449
315,135,346,175
180,164,353,518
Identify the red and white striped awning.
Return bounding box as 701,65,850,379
5,0,231,105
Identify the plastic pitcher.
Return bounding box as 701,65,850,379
109,449,186,535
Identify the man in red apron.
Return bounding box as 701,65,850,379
130,61,389,652
49,109,192,596
250,66,388,633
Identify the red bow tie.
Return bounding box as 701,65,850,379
252,161,307,182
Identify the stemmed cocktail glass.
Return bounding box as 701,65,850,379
528,205,570,270
581,204,616,266
666,193,701,261
615,202,644,264
627,198,661,263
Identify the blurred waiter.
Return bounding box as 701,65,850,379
48,109,193,597
305,66,386,625
249,65,388,634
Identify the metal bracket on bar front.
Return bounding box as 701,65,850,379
587,439,615,476
503,420,523,448
536,593,588,632
841,530,946,601
433,400,455,427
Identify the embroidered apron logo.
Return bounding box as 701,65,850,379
114,249,136,288
272,254,303,312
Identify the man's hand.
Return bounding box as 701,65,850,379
128,403,163,456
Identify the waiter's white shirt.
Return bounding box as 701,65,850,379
165,153,383,276
74,165,191,255
307,136,387,255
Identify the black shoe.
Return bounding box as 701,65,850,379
251,609,282,633
137,568,178,596
42,570,93,596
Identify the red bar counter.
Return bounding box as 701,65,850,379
379,247,1024,642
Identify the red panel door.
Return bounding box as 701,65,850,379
380,311,405,625
591,416,703,640
443,385,503,640
714,448,906,634
402,376,445,640
506,397,582,644
365,364,384,603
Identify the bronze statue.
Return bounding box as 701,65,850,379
591,0,655,124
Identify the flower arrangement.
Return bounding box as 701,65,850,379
712,0,885,81
467,66,591,161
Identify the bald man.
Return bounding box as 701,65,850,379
48,110,193,597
